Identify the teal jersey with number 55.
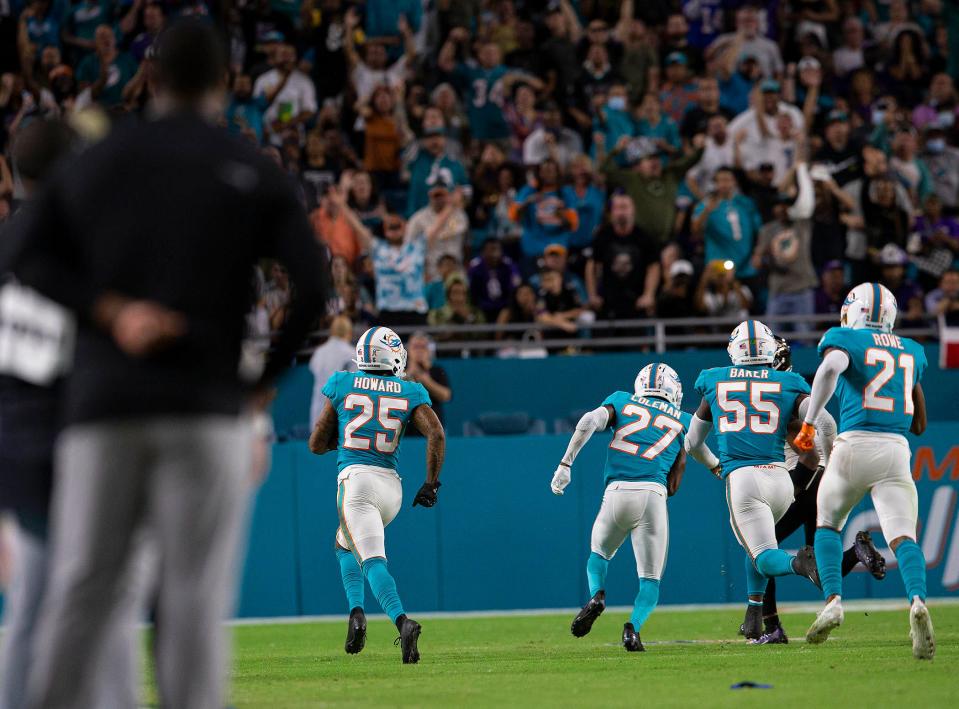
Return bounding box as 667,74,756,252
600,391,691,488
695,365,811,478
818,327,927,435
323,371,431,472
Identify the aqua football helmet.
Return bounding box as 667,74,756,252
634,362,683,408
354,326,407,376
728,320,778,366
840,282,897,332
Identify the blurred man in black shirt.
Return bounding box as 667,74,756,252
16,21,328,709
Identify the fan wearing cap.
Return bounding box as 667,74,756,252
529,243,588,304
878,244,925,326
522,100,584,169
406,172,468,282
657,259,696,319
603,134,704,248
811,109,859,185
658,52,698,124
404,114,469,216
707,5,784,80
727,76,805,153
692,167,761,280
508,158,579,264
814,260,848,314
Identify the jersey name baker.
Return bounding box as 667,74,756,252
728,368,771,379
352,375,403,393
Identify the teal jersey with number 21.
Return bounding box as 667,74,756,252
818,327,927,435
600,391,691,488
323,371,431,473
695,365,811,478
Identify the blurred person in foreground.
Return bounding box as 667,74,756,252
0,119,143,709
13,21,328,709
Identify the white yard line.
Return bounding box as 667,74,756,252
228,596,959,626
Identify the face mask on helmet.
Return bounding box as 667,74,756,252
634,362,683,408
727,320,778,366
772,336,792,372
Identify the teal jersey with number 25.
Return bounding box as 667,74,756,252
600,391,691,488
818,327,927,436
323,371,431,473
695,365,811,478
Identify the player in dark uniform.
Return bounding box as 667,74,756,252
742,337,886,644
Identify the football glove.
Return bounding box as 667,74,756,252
551,463,571,495
412,480,441,507
793,422,816,453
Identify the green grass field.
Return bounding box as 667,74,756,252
210,603,958,708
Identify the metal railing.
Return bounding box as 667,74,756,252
295,313,941,358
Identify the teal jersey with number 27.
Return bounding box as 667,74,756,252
600,392,691,488
818,327,927,435
323,371,431,472
695,365,811,478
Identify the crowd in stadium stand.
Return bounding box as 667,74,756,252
3,0,959,342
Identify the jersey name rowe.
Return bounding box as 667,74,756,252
818,327,927,435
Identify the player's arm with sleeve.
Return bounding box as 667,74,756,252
910,345,928,435
795,331,850,451
666,437,687,497
410,387,445,507
309,373,341,454
551,402,615,495
684,372,723,478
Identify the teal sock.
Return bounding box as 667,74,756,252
745,556,768,597
755,549,797,577
894,539,927,602
586,552,609,597
336,547,364,611
630,578,660,631
814,528,843,599
361,558,405,623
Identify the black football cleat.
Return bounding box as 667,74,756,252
345,608,367,654
854,531,887,580
395,617,422,664
792,545,822,589
570,591,606,637
750,625,788,645
743,604,763,641
622,623,645,652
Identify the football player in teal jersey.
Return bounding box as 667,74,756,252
796,283,934,659
685,320,823,640
550,363,710,652
309,326,446,664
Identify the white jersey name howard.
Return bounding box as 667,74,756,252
352,376,403,393
728,368,770,379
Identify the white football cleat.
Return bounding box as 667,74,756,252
805,596,844,644
910,597,935,660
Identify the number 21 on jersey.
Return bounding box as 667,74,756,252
863,349,915,414
610,405,684,459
